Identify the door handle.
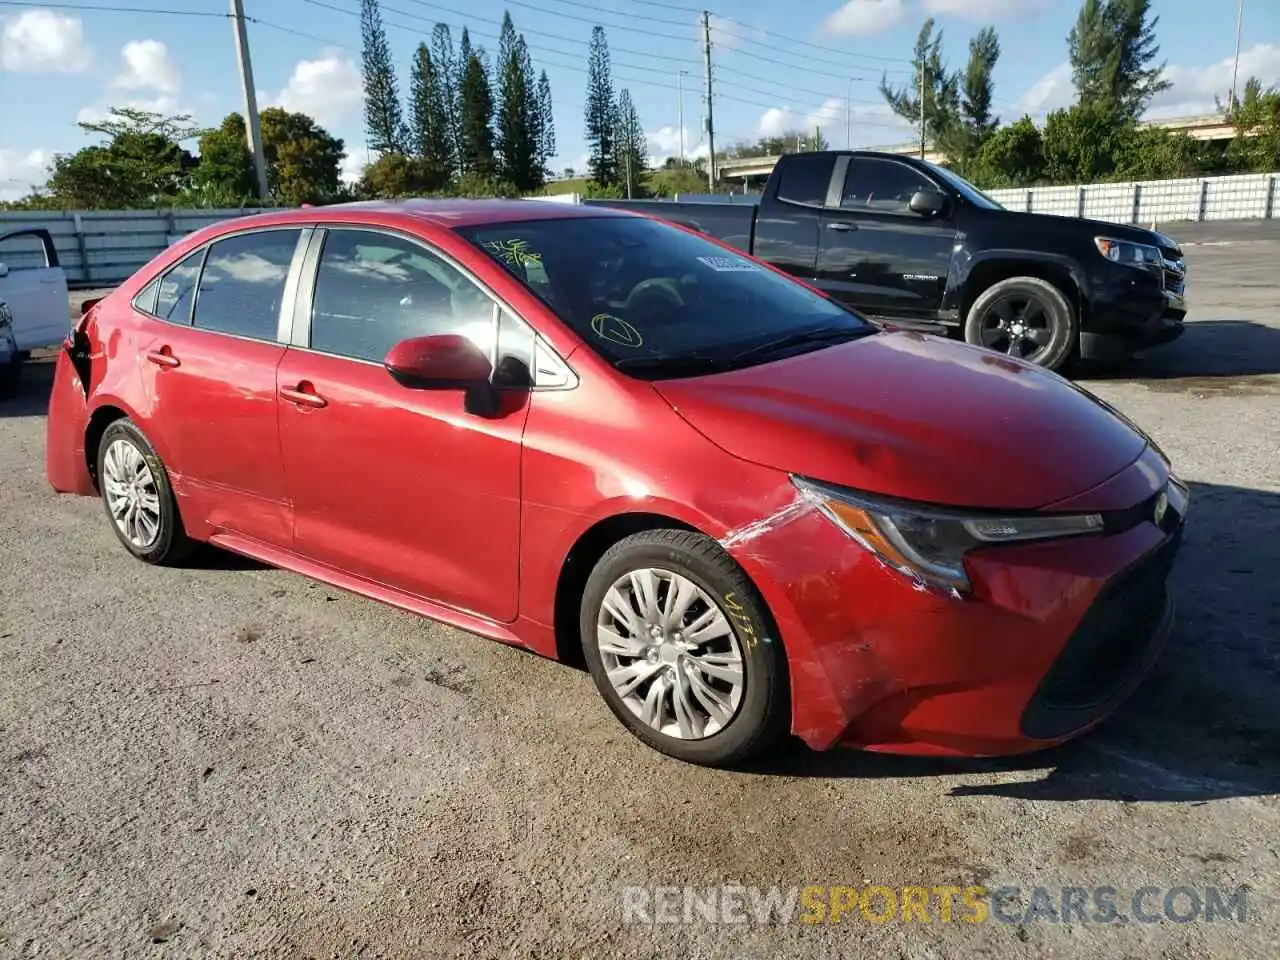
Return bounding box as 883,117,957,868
280,383,327,408
145,347,180,368
826,221,857,232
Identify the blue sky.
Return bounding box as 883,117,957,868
2,0,1278,199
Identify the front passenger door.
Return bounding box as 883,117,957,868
276,227,531,623
817,157,957,322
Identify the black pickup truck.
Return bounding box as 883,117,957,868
594,150,1188,371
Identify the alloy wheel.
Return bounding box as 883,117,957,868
595,567,745,739
978,294,1055,362
102,438,162,549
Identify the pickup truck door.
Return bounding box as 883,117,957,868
752,153,835,283
816,157,956,324
0,229,69,351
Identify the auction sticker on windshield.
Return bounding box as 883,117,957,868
697,256,758,273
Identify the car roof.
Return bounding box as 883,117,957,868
210,198,629,233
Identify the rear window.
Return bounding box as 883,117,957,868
191,229,301,341
775,154,835,206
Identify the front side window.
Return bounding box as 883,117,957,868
841,159,933,213
459,215,871,377
309,229,503,365
192,229,301,341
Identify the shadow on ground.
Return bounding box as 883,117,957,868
746,479,1280,804
0,356,54,418
1078,319,1280,385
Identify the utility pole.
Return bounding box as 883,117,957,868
230,0,269,203
678,70,687,166
625,149,633,199
918,57,926,159
846,78,852,149
702,10,715,191
1228,0,1245,113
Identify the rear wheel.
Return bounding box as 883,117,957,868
96,419,194,565
579,529,788,766
964,276,1077,372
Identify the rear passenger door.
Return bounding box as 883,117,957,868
132,227,307,546
276,227,530,623
817,157,956,322
754,153,836,283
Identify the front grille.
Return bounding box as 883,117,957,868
1020,528,1181,740
1161,257,1187,295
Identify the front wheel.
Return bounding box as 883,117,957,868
579,529,789,767
963,276,1078,372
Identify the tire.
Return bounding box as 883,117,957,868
963,276,1078,372
579,529,789,767
96,419,195,565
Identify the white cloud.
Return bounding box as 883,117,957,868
922,0,1051,19
1148,43,1280,119
340,151,367,184
1014,62,1073,115
113,39,180,94
757,97,912,148
0,148,51,202
822,0,905,38
1,9,91,73
264,49,363,131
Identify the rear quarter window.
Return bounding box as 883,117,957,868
775,155,836,206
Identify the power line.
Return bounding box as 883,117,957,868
0,0,226,16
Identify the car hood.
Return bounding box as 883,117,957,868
653,332,1149,510
988,209,1182,257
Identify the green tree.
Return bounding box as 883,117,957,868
1041,99,1137,183
584,26,618,187
361,151,449,197
1222,77,1280,172
496,12,538,191
259,107,345,205
431,23,461,174
534,70,556,182
458,44,496,176
44,106,198,208
941,26,1001,174
360,0,407,154
192,112,256,205
614,88,647,198
1068,0,1170,121
410,42,453,173
880,18,959,150
975,115,1045,186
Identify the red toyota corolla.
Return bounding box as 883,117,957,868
45,200,1188,766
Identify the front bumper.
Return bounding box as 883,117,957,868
726,446,1186,756
1081,262,1188,360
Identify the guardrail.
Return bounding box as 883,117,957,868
0,208,284,288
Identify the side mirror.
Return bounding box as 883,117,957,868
908,189,947,217
0,262,9,278
383,334,493,390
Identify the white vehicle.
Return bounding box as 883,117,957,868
0,228,70,391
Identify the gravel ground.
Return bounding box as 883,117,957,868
3,224,1279,959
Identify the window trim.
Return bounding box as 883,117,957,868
292,224,577,391
837,156,943,217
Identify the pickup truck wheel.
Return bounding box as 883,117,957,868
964,277,1077,372
579,529,788,767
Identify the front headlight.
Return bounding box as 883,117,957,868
793,476,1104,593
1094,236,1162,269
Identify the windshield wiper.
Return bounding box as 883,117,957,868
728,325,875,364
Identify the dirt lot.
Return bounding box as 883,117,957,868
2,222,1278,959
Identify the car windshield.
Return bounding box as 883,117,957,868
457,215,872,377
924,162,1005,210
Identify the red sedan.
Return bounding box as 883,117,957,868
45,200,1187,766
